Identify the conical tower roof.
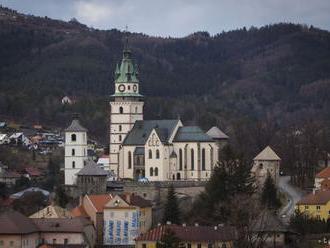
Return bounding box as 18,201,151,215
206,126,229,140
114,47,139,84
65,118,87,132
77,159,109,176
254,146,281,161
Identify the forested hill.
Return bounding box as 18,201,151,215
1,6,330,151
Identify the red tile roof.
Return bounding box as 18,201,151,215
71,205,88,217
136,224,237,242
297,190,330,205
32,217,92,233
120,194,152,208
0,211,38,234
87,194,113,212
316,167,330,178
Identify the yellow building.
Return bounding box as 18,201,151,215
296,190,330,220
135,224,237,248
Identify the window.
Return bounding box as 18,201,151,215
208,244,213,248
119,106,124,114
150,167,154,176
305,205,309,210
317,205,321,211
191,149,194,170
197,244,202,248
72,149,75,156
119,125,122,131
187,244,192,248
135,106,138,113
202,148,206,171
179,149,183,170
155,167,158,176
64,239,68,244
259,163,263,169
0,240,3,246
119,135,122,142
71,134,76,141
149,149,152,159
156,149,160,159
221,244,227,248
72,161,75,169
53,239,56,244
128,151,132,169
142,244,147,248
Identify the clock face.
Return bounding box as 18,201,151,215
133,84,137,92
118,84,125,92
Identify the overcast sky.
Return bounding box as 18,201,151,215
1,0,330,37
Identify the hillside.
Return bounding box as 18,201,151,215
1,6,330,155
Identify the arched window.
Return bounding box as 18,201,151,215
119,125,122,132
128,151,132,169
149,149,152,159
119,135,122,142
156,149,160,159
72,149,75,156
179,149,183,171
72,161,75,169
191,149,194,170
119,106,123,114
155,167,158,176
71,134,76,142
150,167,154,176
202,148,206,171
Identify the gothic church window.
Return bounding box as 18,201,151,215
179,149,183,170
128,151,132,169
155,167,158,176
202,148,206,171
156,149,160,159
150,167,153,176
191,149,194,170
149,149,152,159
71,134,76,142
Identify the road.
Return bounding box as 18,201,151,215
278,176,304,224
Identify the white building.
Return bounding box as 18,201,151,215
64,118,89,185
251,146,281,188
109,47,228,181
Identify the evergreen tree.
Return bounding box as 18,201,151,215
261,174,281,209
156,228,181,248
55,186,69,208
162,184,181,224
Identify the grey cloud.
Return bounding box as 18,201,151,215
1,0,330,37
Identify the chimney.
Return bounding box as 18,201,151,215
166,221,171,225
195,223,199,227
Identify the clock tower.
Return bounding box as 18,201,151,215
109,46,144,176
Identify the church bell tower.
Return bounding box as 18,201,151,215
109,46,144,176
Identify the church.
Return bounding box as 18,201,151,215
107,46,228,181
64,45,228,185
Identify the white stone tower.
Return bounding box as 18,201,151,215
109,47,144,176
64,118,88,185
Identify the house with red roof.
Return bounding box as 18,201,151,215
135,224,237,248
315,167,330,190
71,193,152,246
